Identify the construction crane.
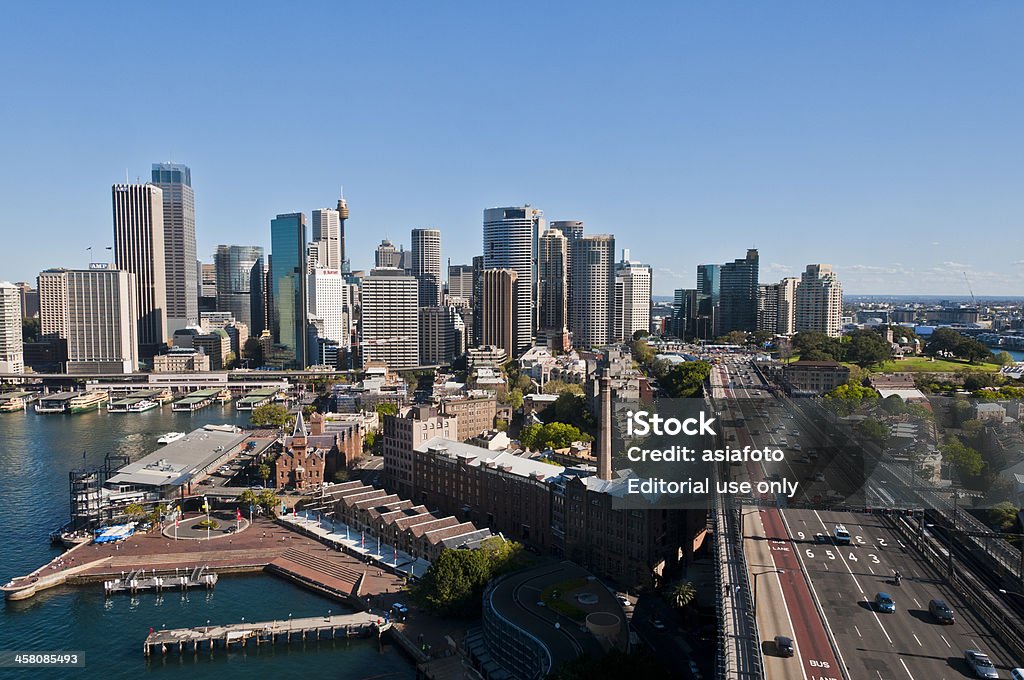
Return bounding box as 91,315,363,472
962,272,978,308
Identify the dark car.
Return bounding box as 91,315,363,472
774,635,794,657
928,598,955,624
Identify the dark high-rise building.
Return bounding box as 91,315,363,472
483,206,544,356
270,213,308,368
214,245,265,334
672,288,698,339
718,249,759,335
537,229,568,348
549,220,584,327
695,264,720,341
151,163,198,332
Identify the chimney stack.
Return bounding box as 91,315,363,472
598,371,612,481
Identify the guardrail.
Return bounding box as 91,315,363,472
711,469,765,679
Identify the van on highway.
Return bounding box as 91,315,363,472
1009,668,1024,680
833,525,852,545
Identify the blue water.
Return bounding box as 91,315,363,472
0,407,415,680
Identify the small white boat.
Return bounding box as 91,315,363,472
157,432,185,445
128,399,158,413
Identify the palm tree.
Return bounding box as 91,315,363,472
258,463,271,487
669,581,696,609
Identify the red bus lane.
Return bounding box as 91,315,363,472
760,508,843,680
721,374,843,680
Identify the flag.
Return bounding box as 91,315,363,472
236,508,242,522
293,506,297,517
394,546,398,562
175,516,179,528
361,531,365,548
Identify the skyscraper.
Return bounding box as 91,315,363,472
480,269,518,359
419,306,465,365
570,235,615,349
311,208,342,269
537,229,568,348
411,228,442,307
695,264,720,341
795,264,843,337
549,220,583,326
671,288,698,339
758,277,799,336
718,249,759,336
483,206,544,356
361,268,419,369
270,213,308,368
39,268,139,374
308,267,349,347
375,239,399,268
0,282,23,375
447,263,474,303
152,163,198,332
112,183,167,355
214,245,265,334
614,250,652,342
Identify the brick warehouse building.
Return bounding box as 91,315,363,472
276,412,362,490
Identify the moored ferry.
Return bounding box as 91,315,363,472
68,391,109,413
0,391,32,412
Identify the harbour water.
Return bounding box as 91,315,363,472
0,406,415,679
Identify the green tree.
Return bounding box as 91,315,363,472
502,388,524,410
963,372,996,392
251,403,290,428
660,361,711,398
668,580,696,609
413,538,526,617
363,430,377,452
124,502,147,520
242,337,263,366
257,463,272,486
524,422,590,450
542,379,584,396
630,337,656,365
822,383,878,416
375,402,399,418
748,330,774,348
543,393,595,431
255,489,280,513
940,435,985,477
993,351,1015,367
513,374,533,392
843,329,893,369
519,423,541,449
792,331,842,362
858,418,889,444
880,394,907,415
22,316,40,342
988,502,1019,531
721,330,748,346
239,489,258,507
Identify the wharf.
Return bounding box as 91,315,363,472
171,388,225,412
143,611,390,657
104,565,217,595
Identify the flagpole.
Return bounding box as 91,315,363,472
205,496,210,541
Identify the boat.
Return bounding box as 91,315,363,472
68,391,109,413
157,432,186,445
0,392,31,412
127,399,158,413
35,392,78,414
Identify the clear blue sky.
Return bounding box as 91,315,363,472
3,2,1023,295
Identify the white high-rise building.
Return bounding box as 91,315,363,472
0,282,24,375
483,206,544,356
795,265,843,337
38,268,69,339
308,268,350,348
570,235,615,348
447,264,474,305
43,268,139,374
614,250,652,342
360,268,419,369
411,228,442,307
311,208,342,269
152,163,198,333
113,183,167,352
758,277,799,336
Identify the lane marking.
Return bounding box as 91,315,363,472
763,514,809,680
939,634,951,648
899,657,916,680
854,625,862,638
913,598,920,608
912,633,922,647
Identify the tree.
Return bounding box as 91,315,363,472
542,379,584,396
375,402,399,418
239,489,258,507
858,418,889,444
224,351,237,368
988,502,1020,532
822,383,878,416
660,361,711,398
502,388,524,410
363,430,377,451
124,502,147,520
924,328,963,358
668,581,696,609
721,330,748,346
542,393,594,431
242,337,263,366
792,331,842,362
522,422,590,450
632,329,649,341
748,330,774,348
630,337,656,365
257,463,272,486
413,538,526,618
993,351,1015,367
880,394,907,415
255,489,280,513
251,403,290,428
940,435,985,477
333,468,350,483
519,423,541,449
843,329,892,369
22,316,40,342
963,372,996,392
513,374,533,393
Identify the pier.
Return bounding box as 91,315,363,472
171,388,225,412
104,565,217,595
236,387,284,411
143,611,390,657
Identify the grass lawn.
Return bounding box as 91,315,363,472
541,577,589,621
877,357,998,373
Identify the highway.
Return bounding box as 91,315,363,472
708,352,1024,679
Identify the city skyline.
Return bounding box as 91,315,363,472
3,4,1024,295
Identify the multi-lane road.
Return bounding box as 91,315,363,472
707,353,1023,679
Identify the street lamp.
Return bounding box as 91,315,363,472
752,569,784,612
998,589,1024,601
